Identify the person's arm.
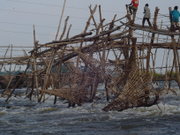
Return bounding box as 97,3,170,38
130,0,133,5
170,11,173,16
126,1,132,6
127,0,133,6
144,7,146,14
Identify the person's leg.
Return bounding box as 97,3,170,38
173,22,179,28
176,22,179,27
132,8,137,22
172,22,176,27
147,18,152,27
142,17,146,27
177,22,180,27
171,21,176,31
129,5,133,14
177,22,180,31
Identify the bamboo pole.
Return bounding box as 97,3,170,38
55,0,67,41
38,49,56,102
0,45,10,72
32,25,40,100
171,37,180,88
66,24,72,39
76,5,97,68
146,7,159,72
59,16,69,40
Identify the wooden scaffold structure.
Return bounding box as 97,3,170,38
0,5,180,111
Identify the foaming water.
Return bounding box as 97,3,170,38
0,87,180,135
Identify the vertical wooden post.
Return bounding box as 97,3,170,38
171,37,180,88
55,0,67,41
0,45,10,72
9,45,13,72
30,25,40,100
59,16,69,40
66,24,72,39
38,50,56,102
146,7,159,72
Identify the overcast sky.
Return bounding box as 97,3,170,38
0,0,180,51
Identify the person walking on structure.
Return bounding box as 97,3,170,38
142,3,152,27
126,0,139,22
171,6,180,28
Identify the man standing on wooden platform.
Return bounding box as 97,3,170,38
142,3,152,27
126,0,139,22
171,6,180,28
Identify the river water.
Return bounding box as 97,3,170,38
0,83,180,135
